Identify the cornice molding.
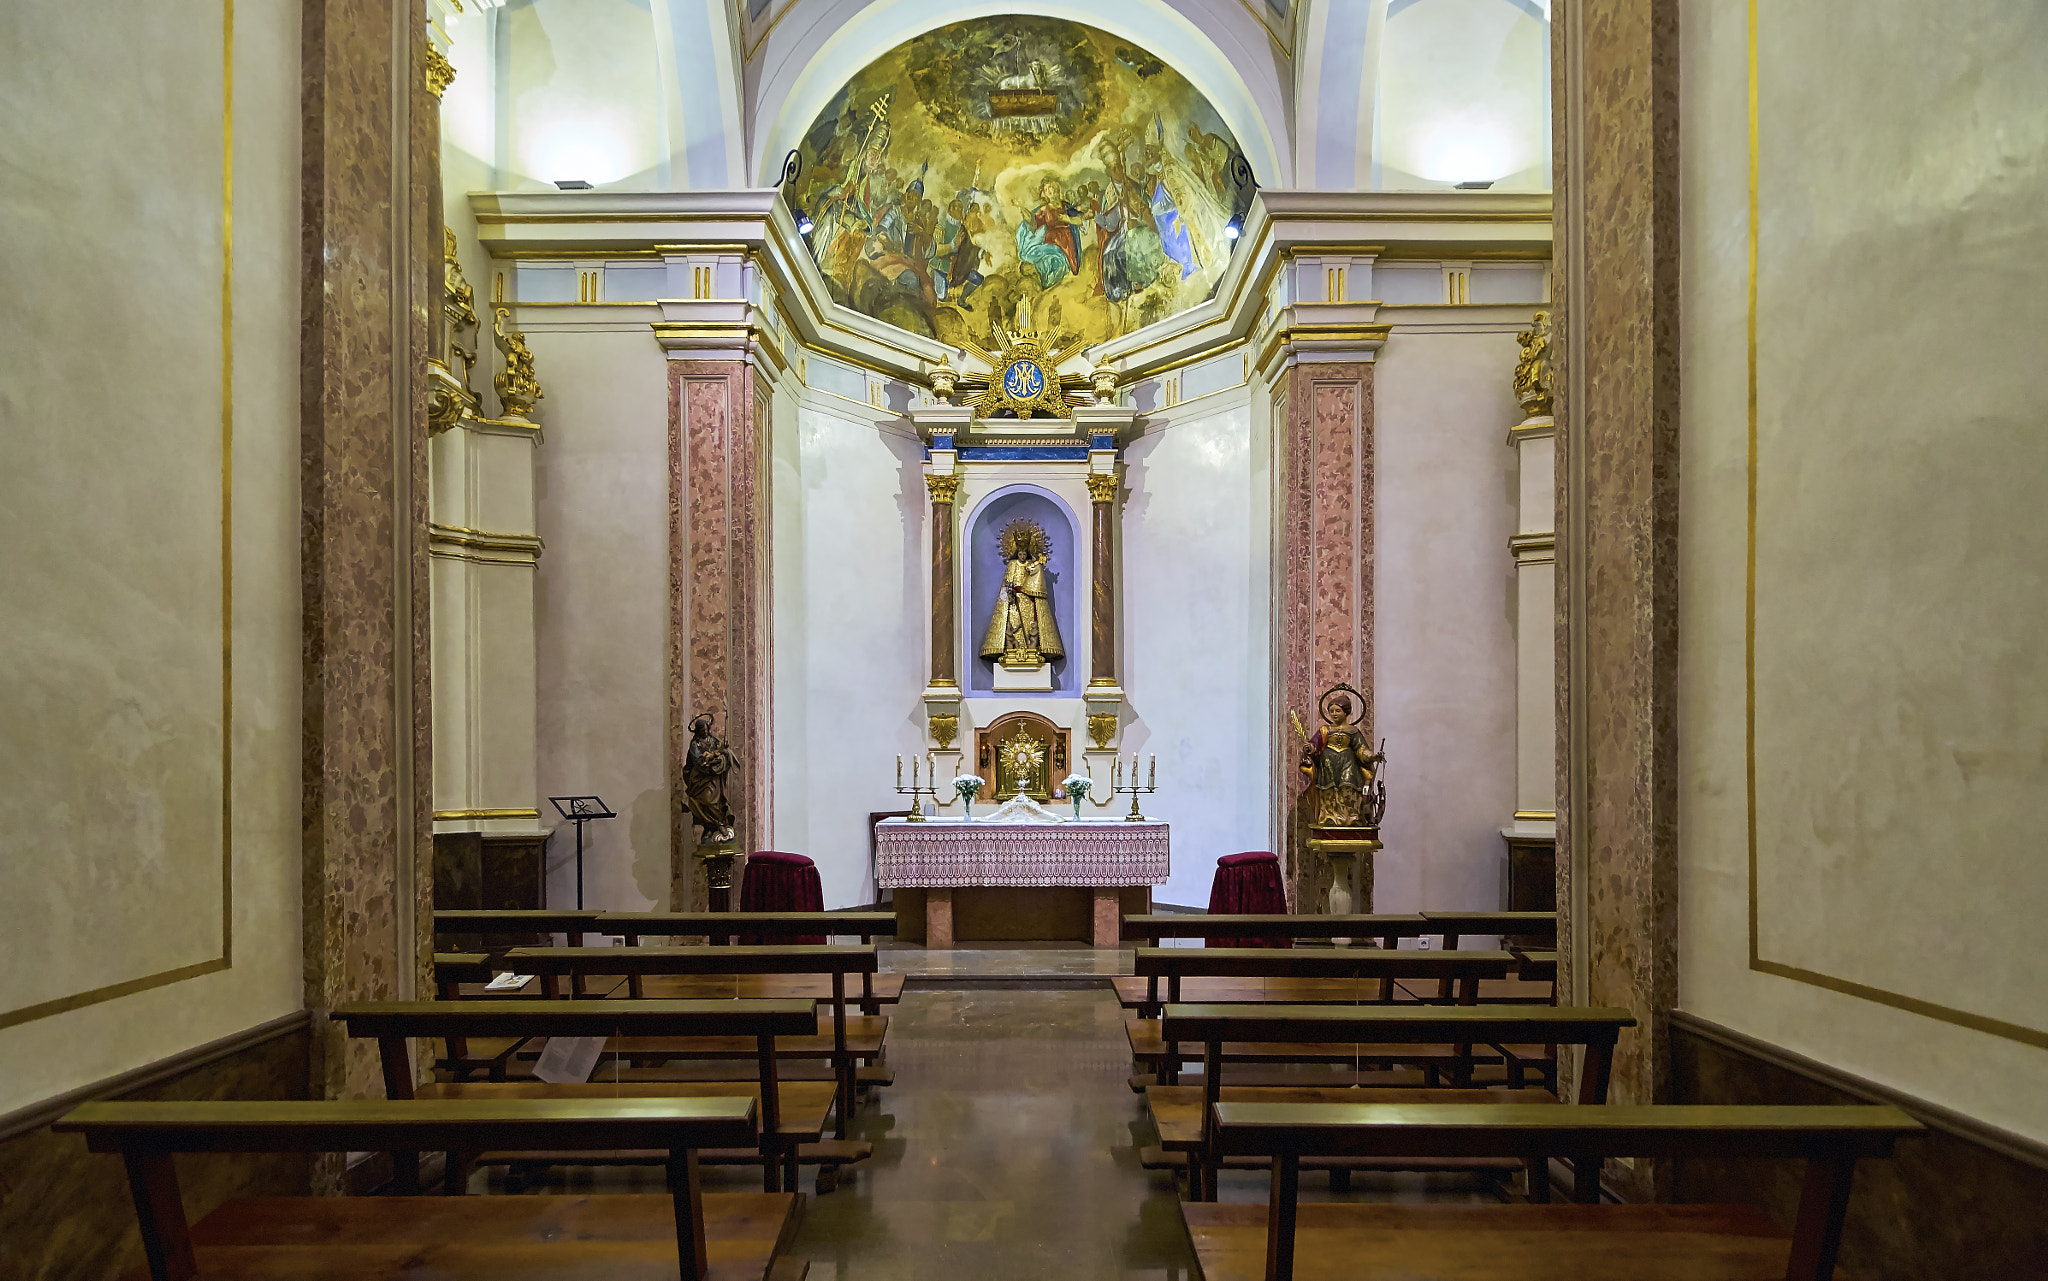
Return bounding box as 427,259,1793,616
469,189,1554,390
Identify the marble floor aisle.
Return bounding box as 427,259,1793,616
780,987,1195,1280
771,985,1499,1280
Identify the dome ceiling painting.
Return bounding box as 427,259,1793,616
789,17,1250,351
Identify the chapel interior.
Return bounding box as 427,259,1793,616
2,2,2042,1279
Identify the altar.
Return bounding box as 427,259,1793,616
877,818,1169,948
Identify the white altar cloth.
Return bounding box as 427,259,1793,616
875,818,1170,888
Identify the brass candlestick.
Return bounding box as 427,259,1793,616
1111,754,1157,822
894,753,940,821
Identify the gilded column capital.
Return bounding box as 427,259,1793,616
423,42,456,98
1084,471,1119,504
925,473,961,504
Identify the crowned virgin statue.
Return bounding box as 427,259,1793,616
980,519,1064,669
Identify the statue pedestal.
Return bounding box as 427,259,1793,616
992,661,1054,691
1308,826,1381,941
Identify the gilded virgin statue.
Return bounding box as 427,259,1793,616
980,519,1064,669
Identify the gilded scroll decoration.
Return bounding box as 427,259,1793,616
493,307,544,420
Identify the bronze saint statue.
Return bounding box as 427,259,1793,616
979,518,1064,669
682,712,736,843
1295,684,1387,829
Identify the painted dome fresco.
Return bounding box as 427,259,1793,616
789,17,1250,351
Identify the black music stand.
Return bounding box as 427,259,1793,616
547,795,615,910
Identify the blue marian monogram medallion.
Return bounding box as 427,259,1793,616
1003,359,1046,402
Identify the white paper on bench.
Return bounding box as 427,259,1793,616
485,972,535,991
533,1035,606,1083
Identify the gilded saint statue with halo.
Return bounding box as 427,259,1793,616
980,519,1065,669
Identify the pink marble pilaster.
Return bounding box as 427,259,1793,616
1276,363,1376,911
669,361,772,911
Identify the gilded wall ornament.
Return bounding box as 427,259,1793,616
927,353,958,404
928,714,959,749
493,307,544,419
423,43,456,98
1086,711,1118,748
946,328,1090,420
1513,310,1554,419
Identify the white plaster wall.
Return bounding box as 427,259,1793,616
1677,0,2048,1141
527,325,673,911
1122,393,1272,908
0,0,303,1112
502,0,667,190
1370,330,1522,914
1376,0,1550,191
777,399,930,906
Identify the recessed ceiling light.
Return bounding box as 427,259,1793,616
1454,180,1494,191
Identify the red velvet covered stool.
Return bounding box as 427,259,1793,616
737,850,826,944
1205,851,1291,949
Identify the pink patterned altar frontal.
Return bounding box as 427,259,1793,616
875,820,1170,888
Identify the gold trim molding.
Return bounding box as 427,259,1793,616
433,808,542,821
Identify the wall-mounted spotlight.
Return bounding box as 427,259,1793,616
779,150,814,235
1225,152,1258,245
554,179,593,190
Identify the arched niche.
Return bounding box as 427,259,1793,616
962,484,1083,696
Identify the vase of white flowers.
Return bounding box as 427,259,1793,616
952,774,985,820
1062,774,1092,821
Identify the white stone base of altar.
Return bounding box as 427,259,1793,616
876,818,1169,947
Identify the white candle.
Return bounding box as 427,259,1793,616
1149,755,1156,788
897,755,903,788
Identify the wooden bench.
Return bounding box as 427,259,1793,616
52,1096,789,1281
1192,1102,1923,1281
600,913,899,1014
507,945,881,1142
332,999,836,1193
1130,946,1521,1023
1129,948,1522,1085
1157,1004,1633,1200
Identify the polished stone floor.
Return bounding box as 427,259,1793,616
772,986,1497,1281
476,982,1497,1277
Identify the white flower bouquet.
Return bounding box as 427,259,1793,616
952,774,985,819
1061,774,1092,820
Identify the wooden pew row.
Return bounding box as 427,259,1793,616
53,1097,793,1281
1119,913,1559,1008
333,1000,842,1194
1156,1004,1632,1201
434,910,905,1013
507,945,881,1143
1192,1102,1923,1281
1127,949,1523,1087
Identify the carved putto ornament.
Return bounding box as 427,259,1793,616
1513,309,1554,420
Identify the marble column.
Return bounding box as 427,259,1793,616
1274,361,1377,912
927,473,959,689
300,0,438,1145
1086,471,1118,684
1553,0,1682,1200
669,360,771,910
